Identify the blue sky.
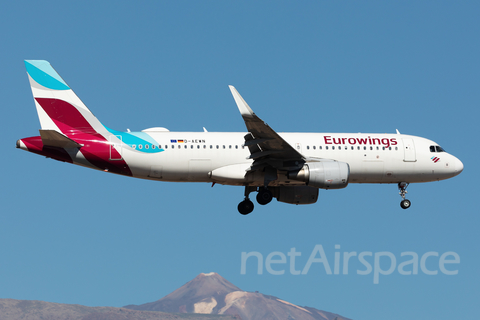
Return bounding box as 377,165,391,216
2,1,479,319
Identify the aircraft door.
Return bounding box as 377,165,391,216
109,135,123,160
402,138,416,162
149,165,163,179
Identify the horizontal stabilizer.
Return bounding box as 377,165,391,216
39,130,82,148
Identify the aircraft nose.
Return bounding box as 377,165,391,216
454,157,464,175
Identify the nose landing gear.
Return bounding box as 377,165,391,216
398,182,411,209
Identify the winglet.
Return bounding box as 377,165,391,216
229,86,255,118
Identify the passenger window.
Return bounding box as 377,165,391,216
235,145,238,149
326,146,329,150
320,146,322,150
313,146,316,150
145,144,149,149
307,146,310,150
210,145,213,149
132,145,136,149
139,145,143,149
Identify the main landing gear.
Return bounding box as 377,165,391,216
398,182,411,209
238,186,273,215
256,187,273,205
238,198,254,215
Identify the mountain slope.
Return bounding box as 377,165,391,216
125,273,351,320
126,272,241,313
0,298,239,320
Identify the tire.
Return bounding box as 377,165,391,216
256,188,273,205
400,199,411,209
238,199,254,215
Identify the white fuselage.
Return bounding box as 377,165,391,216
92,131,462,186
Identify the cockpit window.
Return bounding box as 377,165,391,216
430,145,446,153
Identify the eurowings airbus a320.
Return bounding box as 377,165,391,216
17,60,463,214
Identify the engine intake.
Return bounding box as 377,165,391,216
288,160,350,189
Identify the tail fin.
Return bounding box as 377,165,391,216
25,60,106,135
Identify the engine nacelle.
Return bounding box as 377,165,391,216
288,160,350,189
271,186,319,205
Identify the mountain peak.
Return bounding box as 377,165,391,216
125,273,351,320
125,273,241,313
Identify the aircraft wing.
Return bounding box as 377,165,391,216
229,86,305,171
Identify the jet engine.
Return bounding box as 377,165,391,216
288,160,350,189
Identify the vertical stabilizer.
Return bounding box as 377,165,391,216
25,60,106,135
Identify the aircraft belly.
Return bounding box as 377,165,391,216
188,159,212,181
349,159,447,184
349,161,384,183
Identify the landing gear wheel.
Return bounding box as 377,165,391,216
238,199,254,215
256,188,273,205
400,199,411,209
398,182,411,209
